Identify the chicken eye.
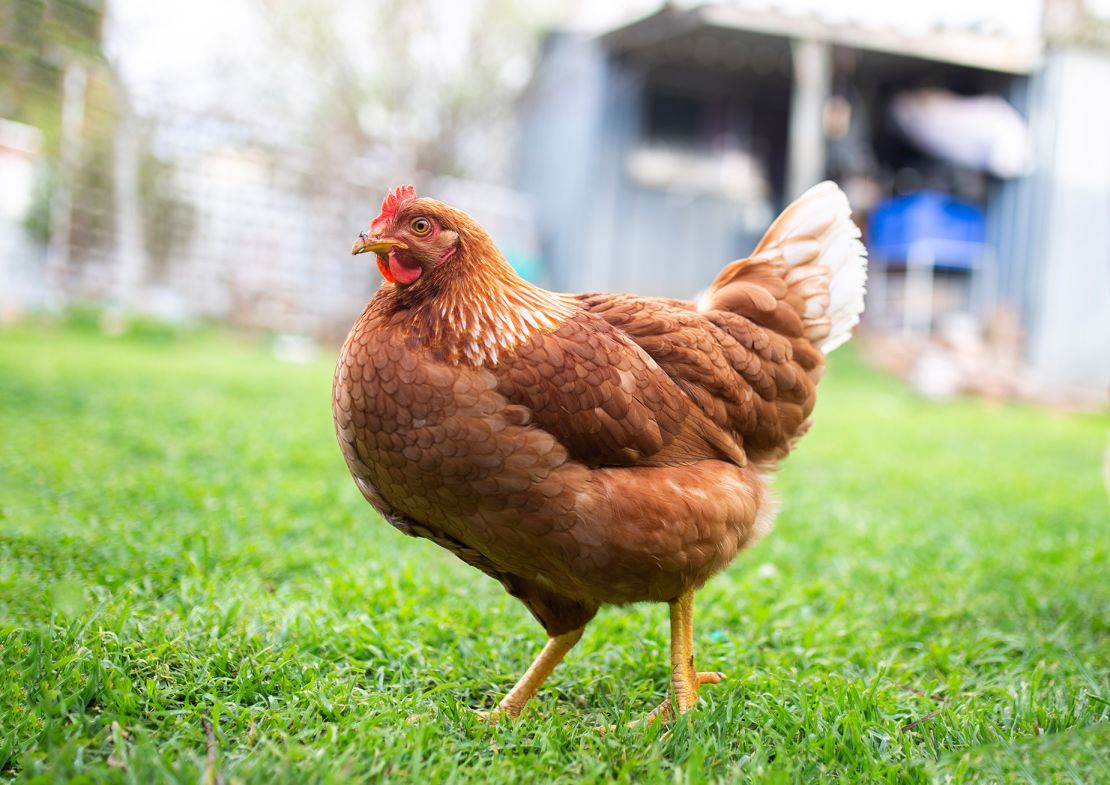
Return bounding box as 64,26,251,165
410,218,431,236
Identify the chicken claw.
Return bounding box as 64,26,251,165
637,588,726,727
643,670,727,725
475,627,585,722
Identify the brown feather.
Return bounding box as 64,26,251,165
334,184,864,636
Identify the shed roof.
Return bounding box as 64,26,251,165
603,3,1043,75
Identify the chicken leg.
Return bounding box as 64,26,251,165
482,626,584,720
646,588,725,723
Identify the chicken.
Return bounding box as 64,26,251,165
333,182,867,722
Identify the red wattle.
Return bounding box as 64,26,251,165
388,252,423,284
376,256,395,283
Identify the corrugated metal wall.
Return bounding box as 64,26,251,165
1022,49,1110,391
517,33,767,301
520,32,1110,391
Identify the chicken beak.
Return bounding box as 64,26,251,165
352,233,408,256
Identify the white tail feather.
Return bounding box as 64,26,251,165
755,181,868,353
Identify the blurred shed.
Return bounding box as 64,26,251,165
517,1,1110,393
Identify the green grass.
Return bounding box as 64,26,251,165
1,322,1107,784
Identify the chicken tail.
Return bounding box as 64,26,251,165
699,182,868,353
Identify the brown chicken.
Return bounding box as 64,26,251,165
333,182,867,722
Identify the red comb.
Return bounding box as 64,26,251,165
371,184,417,231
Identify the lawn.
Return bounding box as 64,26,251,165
1,321,1107,784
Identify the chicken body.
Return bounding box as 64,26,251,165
333,183,867,721
334,294,775,631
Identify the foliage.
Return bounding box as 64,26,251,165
2,1,194,283
0,0,107,153
0,325,1107,783
67,74,117,250
136,140,197,279
259,0,548,184
21,162,55,244
2,1,114,248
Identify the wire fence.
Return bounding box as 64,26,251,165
1,0,541,341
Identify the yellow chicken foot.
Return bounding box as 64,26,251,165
478,626,584,722
645,588,725,724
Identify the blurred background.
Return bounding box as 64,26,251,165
2,0,1109,405
2,6,1108,778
